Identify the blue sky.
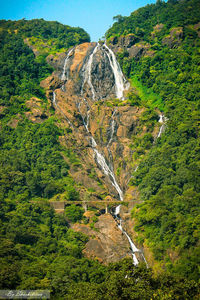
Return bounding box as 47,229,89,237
1,0,156,41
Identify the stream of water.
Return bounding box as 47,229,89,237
61,47,74,81
53,43,146,265
157,114,167,138
104,44,126,100
81,43,99,100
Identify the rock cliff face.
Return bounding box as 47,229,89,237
162,27,183,48
42,44,117,197
108,34,155,59
41,42,151,200
72,214,132,263
41,42,159,263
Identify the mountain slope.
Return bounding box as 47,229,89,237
0,2,200,298
106,0,200,280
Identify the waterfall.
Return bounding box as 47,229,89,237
61,47,74,81
76,100,123,200
104,44,126,99
80,43,127,101
81,43,99,100
52,91,57,107
55,42,147,266
157,114,167,138
77,45,144,264
115,204,121,216
84,98,90,132
114,217,140,266
93,148,123,201
114,205,141,266
108,109,117,146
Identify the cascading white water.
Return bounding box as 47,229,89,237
108,109,117,146
55,43,147,266
84,98,90,131
114,204,140,266
115,204,121,216
77,45,144,264
81,43,99,100
93,148,124,201
80,43,127,101
52,91,57,107
157,114,166,138
104,44,126,99
124,231,139,253
76,101,124,201
61,47,74,81
114,217,139,265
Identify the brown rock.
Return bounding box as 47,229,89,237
70,43,95,73
72,214,131,263
108,35,154,59
151,24,164,38
109,34,137,51
0,106,6,115
128,42,152,59
24,38,40,56
25,97,48,123
40,75,62,90
162,27,183,48
7,114,22,128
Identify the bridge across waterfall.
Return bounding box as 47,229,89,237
49,200,142,213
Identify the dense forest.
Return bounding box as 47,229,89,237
0,1,200,299
106,0,200,282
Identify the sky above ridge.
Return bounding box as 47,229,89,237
1,0,156,41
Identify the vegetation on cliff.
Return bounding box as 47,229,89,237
107,0,200,281
0,1,200,298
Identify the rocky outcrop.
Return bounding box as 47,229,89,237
24,97,49,123
24,38,40,56
108,34,137,54
72,213,131,263
7,97,50,127
45,43,118,100
128,42,155,59
39,42,160,264
108,35,154,58
162,27,183,48
7,114,23,128
40,75,63,91
40,42,158,201
0,106,6,115
151,24,164,38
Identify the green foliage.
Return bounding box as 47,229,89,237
107,0,200,281
131,76,164,110
0,18,90,50
0,29,52,108
0,199,106,295
64,186,80,201
0,118,81,201
65,205,84,223
66,258,200,300
127,91,141,107
106,0,200,41
0,18,90,111
89,215,99,230
2,199,197,298
1,3,200,297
